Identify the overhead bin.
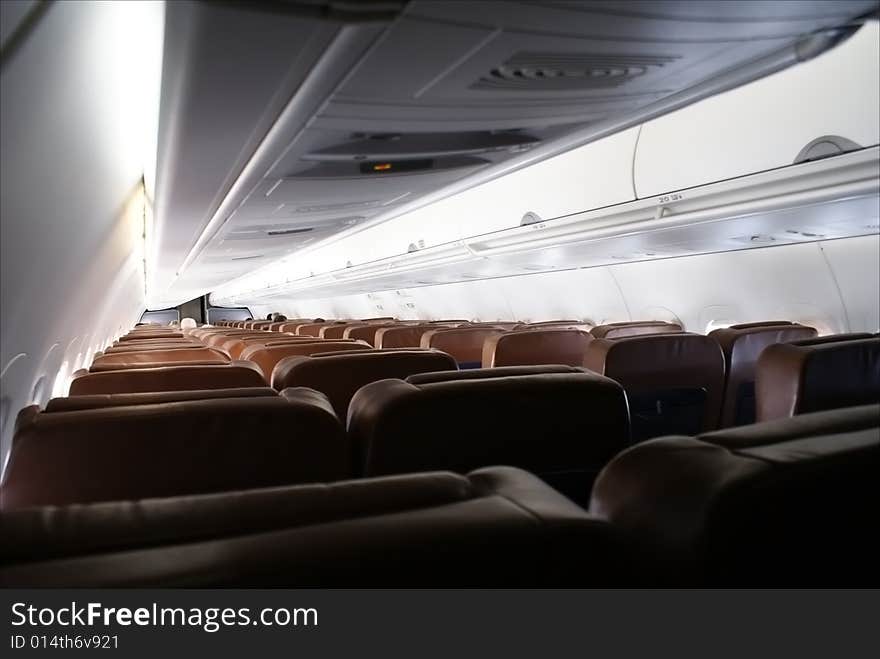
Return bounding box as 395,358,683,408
334,126,640,267
633,23,880,199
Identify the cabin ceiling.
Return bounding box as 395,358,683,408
148,0,878,308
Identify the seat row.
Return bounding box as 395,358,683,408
2,403,877,586
6,329,878,511
72,320,880,440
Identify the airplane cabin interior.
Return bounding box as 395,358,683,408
1,0,879,589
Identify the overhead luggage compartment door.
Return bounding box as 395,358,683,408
633,23,880,199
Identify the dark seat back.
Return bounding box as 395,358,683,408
0,467,630,587
589,406,880,584
1,390,347,508
69,362,267,394
710,321,818,426
348,367,629,503
272,349,458,419
584,333,725,440
482,329,593,367
755,335,880,421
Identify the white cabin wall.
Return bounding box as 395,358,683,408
818,234,880,333
255,237,878,336
0,1,164,473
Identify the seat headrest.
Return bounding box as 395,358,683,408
240,341,371,380
374,325,441,349
755,335,880,421
1,389,346,509
272,349,458,419
45,387,279,412
589,418,880,584
420,327,506,366
482,329,593,367
697,404,880,449
0,466,629,587
405,364,584,386
69,362,267,395
590,321,682,339
342,323,398,345
118,332,184,341
709,321,818,426
89,347,229,371
220,335,318,359
348,370,629,502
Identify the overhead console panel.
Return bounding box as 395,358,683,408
150,0,879,307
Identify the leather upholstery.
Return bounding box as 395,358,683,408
343,323,397,345
698,403,880,449
1,389,347,509
45,387,279,412
240,341,371,380
482,328,592,367
406,364,582,385
69,362,268,394
348,368,629,503
319,323,360,339
0,466,630,587
755,335,880,421
590,321,682,339
104,342,199,353
589,409,880,584
584,333,725,437
420,327,506,366
296,322,332,337
272,349,458,418
710,321,818,426
90,347,229,371
203,331,273,348
220,335,319,359
375,325,444,349
118,332,184,341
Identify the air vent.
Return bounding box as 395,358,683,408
473,52,680,91
230,254,265,261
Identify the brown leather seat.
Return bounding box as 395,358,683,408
374,325,444,349
405,364,584,385
514,320,581,328
348,367,629,503
113,337,199,347
296,322,333,337
68,362,268,394
319,322,364,339
515,322,594,332
584,333,725,440
696,403,880,449
203,331,274,348
220,335,320,360
44,387,278,412
482,329,592,368
89,347,230,371
709,321,818,427
420,327,506,368
0,466,631,587
342,323,397,346
272,350,458,419
589,405,880,585
1,389,347,509
755,335,880,421
118,332,185,341
240,341,371,380
103,342,200,354
590,321,682,339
